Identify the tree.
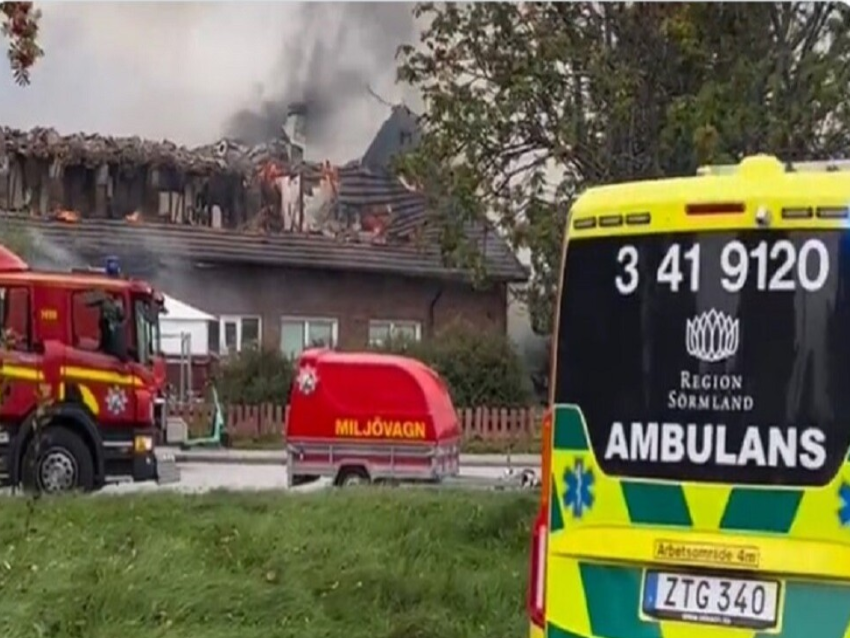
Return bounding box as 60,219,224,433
2,2,42,85
216,348,294,406
397,2,850,334
373,323,533,407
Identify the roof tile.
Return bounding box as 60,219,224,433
0,212,528,282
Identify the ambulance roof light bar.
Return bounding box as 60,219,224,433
698,158,850,176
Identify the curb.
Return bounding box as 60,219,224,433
174,453,285,466
171,450,540,468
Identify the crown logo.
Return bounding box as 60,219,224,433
685,308,739,363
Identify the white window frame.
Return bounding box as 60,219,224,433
218,314,262,354
280,316,339,358
368,319,422,347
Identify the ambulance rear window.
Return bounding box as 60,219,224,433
554,230,850,487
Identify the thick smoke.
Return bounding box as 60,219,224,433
0,3,419,163
223,3,418,160
18,227,86,271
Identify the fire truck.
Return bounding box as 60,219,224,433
0,245,177,493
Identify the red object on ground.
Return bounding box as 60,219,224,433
286,348,461,485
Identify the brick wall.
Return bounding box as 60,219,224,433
153,263,508,352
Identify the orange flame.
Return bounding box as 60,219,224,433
55,210,79,223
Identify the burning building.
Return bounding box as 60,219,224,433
0,105,527,363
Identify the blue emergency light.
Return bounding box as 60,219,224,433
104,256,121,277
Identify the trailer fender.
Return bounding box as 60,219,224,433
10,403,105,485
334,463,372,487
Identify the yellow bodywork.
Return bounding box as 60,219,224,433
534,156,850,638
567,155,850,238
0,362,144,417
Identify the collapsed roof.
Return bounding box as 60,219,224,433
0,125,291,176
0,105,529,283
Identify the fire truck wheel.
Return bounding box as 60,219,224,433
22,426,95,494
335,465,371,487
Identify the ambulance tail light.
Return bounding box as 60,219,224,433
527,507,547,627
686,202,745,216
528,406,552,628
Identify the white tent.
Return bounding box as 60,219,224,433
160,294,216,357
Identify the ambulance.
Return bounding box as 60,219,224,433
527,155,850,638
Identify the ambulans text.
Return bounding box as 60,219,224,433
604,422,826,469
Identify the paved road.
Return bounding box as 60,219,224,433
99,462,536,495
102,463,325,494
1,455,539,497
0,463,307,497
167,447,540,468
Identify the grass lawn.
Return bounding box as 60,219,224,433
0,489,537,638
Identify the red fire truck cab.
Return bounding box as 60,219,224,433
0,246,174,493
286,348,461,487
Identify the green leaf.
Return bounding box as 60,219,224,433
396,2,850,335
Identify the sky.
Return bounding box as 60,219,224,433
0,2,421,164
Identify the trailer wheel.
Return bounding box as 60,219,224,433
22,426,95,494
335,465,370,487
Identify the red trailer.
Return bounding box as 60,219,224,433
286,348,461,486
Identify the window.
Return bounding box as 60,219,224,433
71,291,101,351
368,320,422,347
216,315,261,355
133,296,159,366
0,286,31,351
280,317,338,359
71,289,126,353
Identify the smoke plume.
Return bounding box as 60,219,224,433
19,227,86,271
0,2,420,163
223,2,418,159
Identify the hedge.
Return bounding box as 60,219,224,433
372,324,533,408
216,348,294,406
216,324,533,408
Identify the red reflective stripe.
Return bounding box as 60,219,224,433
527,507,547,626
686,202,745,215
529,408,550,628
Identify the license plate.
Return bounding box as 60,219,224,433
642,570,780,630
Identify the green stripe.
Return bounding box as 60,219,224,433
580,563,660,638
546,623,585,638
553,405,589,451
720,488,802,533
550,476,565,532
621,482,692,527
756,580,850,638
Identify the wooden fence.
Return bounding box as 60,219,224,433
169,403,545,442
